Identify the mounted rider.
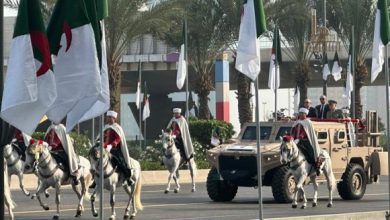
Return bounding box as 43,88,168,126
12,128,31,161
166,108,195,162
103,110,134,186
291,108,322,175
44,123,80,185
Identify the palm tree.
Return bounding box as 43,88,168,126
268,0,314,106
327,0,375,118
162,0,234,119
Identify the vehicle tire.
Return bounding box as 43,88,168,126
207,167,238,202
271,166,295,203
337,163,367,200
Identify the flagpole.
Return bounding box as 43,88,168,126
0,1,5,218
92,118,95,145
144,81,147,147
139,61,142,149
99,115,104,219
254,78,263,220
351,26,355,118
184,18,189,121
384,44,390,220
274,27,278,122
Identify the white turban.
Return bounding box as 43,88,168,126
299,108,309,115
173,108,182,113
107,110,118,118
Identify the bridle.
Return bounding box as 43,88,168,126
281,141,306,170
27,143,59,179
90,147,116,179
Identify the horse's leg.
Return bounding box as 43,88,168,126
324,164,335,208
123,184,132,220
53,182,62,220
173,168,180,193
90,179,99,217
310,175,318,207
17,171,30,196
165,171,173,193
299,184,307,209
109,184,116,220
189,158,196,192
35,181,50,211
73,176,85,217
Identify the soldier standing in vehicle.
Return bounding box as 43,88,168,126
291,108,322,175
326,100,344,119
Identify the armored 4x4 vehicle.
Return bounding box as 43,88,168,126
206,111,388,203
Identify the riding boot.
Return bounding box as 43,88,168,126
89,181,96,189
125,168,134,186
315,159,322,176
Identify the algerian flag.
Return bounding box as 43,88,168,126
343,42,354,107
322,52,331,81
235,0,267,81
177,22,187,90
371,0,390,83
135,60,142,109
268,27,282,91
79,0,110,122
1,0,57,135
142,82,150,121
46,0,101,132
331,51,342,81
293,85,300,113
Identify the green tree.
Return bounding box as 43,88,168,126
268,0,314,106
327,0,375,118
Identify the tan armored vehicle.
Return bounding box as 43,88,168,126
206,111,388,203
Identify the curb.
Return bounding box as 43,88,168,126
9,169,210,190
267,210,387,220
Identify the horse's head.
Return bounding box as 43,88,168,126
88,142,110,172
279,135,300,165
3,144,13,158
24,139,47,171
160,130,176,154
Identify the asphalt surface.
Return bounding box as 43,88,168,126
7,177,390,220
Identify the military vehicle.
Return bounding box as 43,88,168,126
206,111,388,203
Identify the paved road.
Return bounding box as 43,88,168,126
8,177,390,220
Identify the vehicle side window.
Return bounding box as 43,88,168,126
338,131,345,139
317,131,328,140
242,126,272,140
275,126,292,140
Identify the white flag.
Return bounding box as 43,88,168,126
1,0,57,135
235,0,267,81
331,51,342,81
176,44,187,89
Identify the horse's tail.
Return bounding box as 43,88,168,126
134,175,143,211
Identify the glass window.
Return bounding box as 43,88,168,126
317,131,328,140
338,131,345,139
275,126,292,140
242,126,272,140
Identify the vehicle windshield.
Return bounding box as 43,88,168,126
275,126,292,140
242,126,272,140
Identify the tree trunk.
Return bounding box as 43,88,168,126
194,72,213,119
234,69,253,127
108,59,121,118
354,61,368,119
294,62,310,108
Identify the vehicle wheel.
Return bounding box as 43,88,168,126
337,163,367,200
271,166,295,203
207,167,238,202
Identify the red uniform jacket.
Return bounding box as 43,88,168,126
45,130,64,151
291,124,308,140
104,128,121,149
172,123,181,138
15,129,24,142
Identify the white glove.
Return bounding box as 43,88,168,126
106,144,112,152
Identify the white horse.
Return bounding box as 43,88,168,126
160,130,196,193
89,145,143,220
279,136,336,209
24,141,93,220
4,158,16,220
3,142,31,196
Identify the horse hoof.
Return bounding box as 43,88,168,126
130,216,135,219
52,215,59,220
25,192,30,197
124,215,130,220
109,216,115,220
45,193,50,198
292,204,297,209
191,188,196,192
92,212,98,217
75,210,82,217
301,205,306,209
31,195,36,200
312,203,317,207
44,206,50,211
164,190,169,194
327,203,333,208
174,189,179,193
